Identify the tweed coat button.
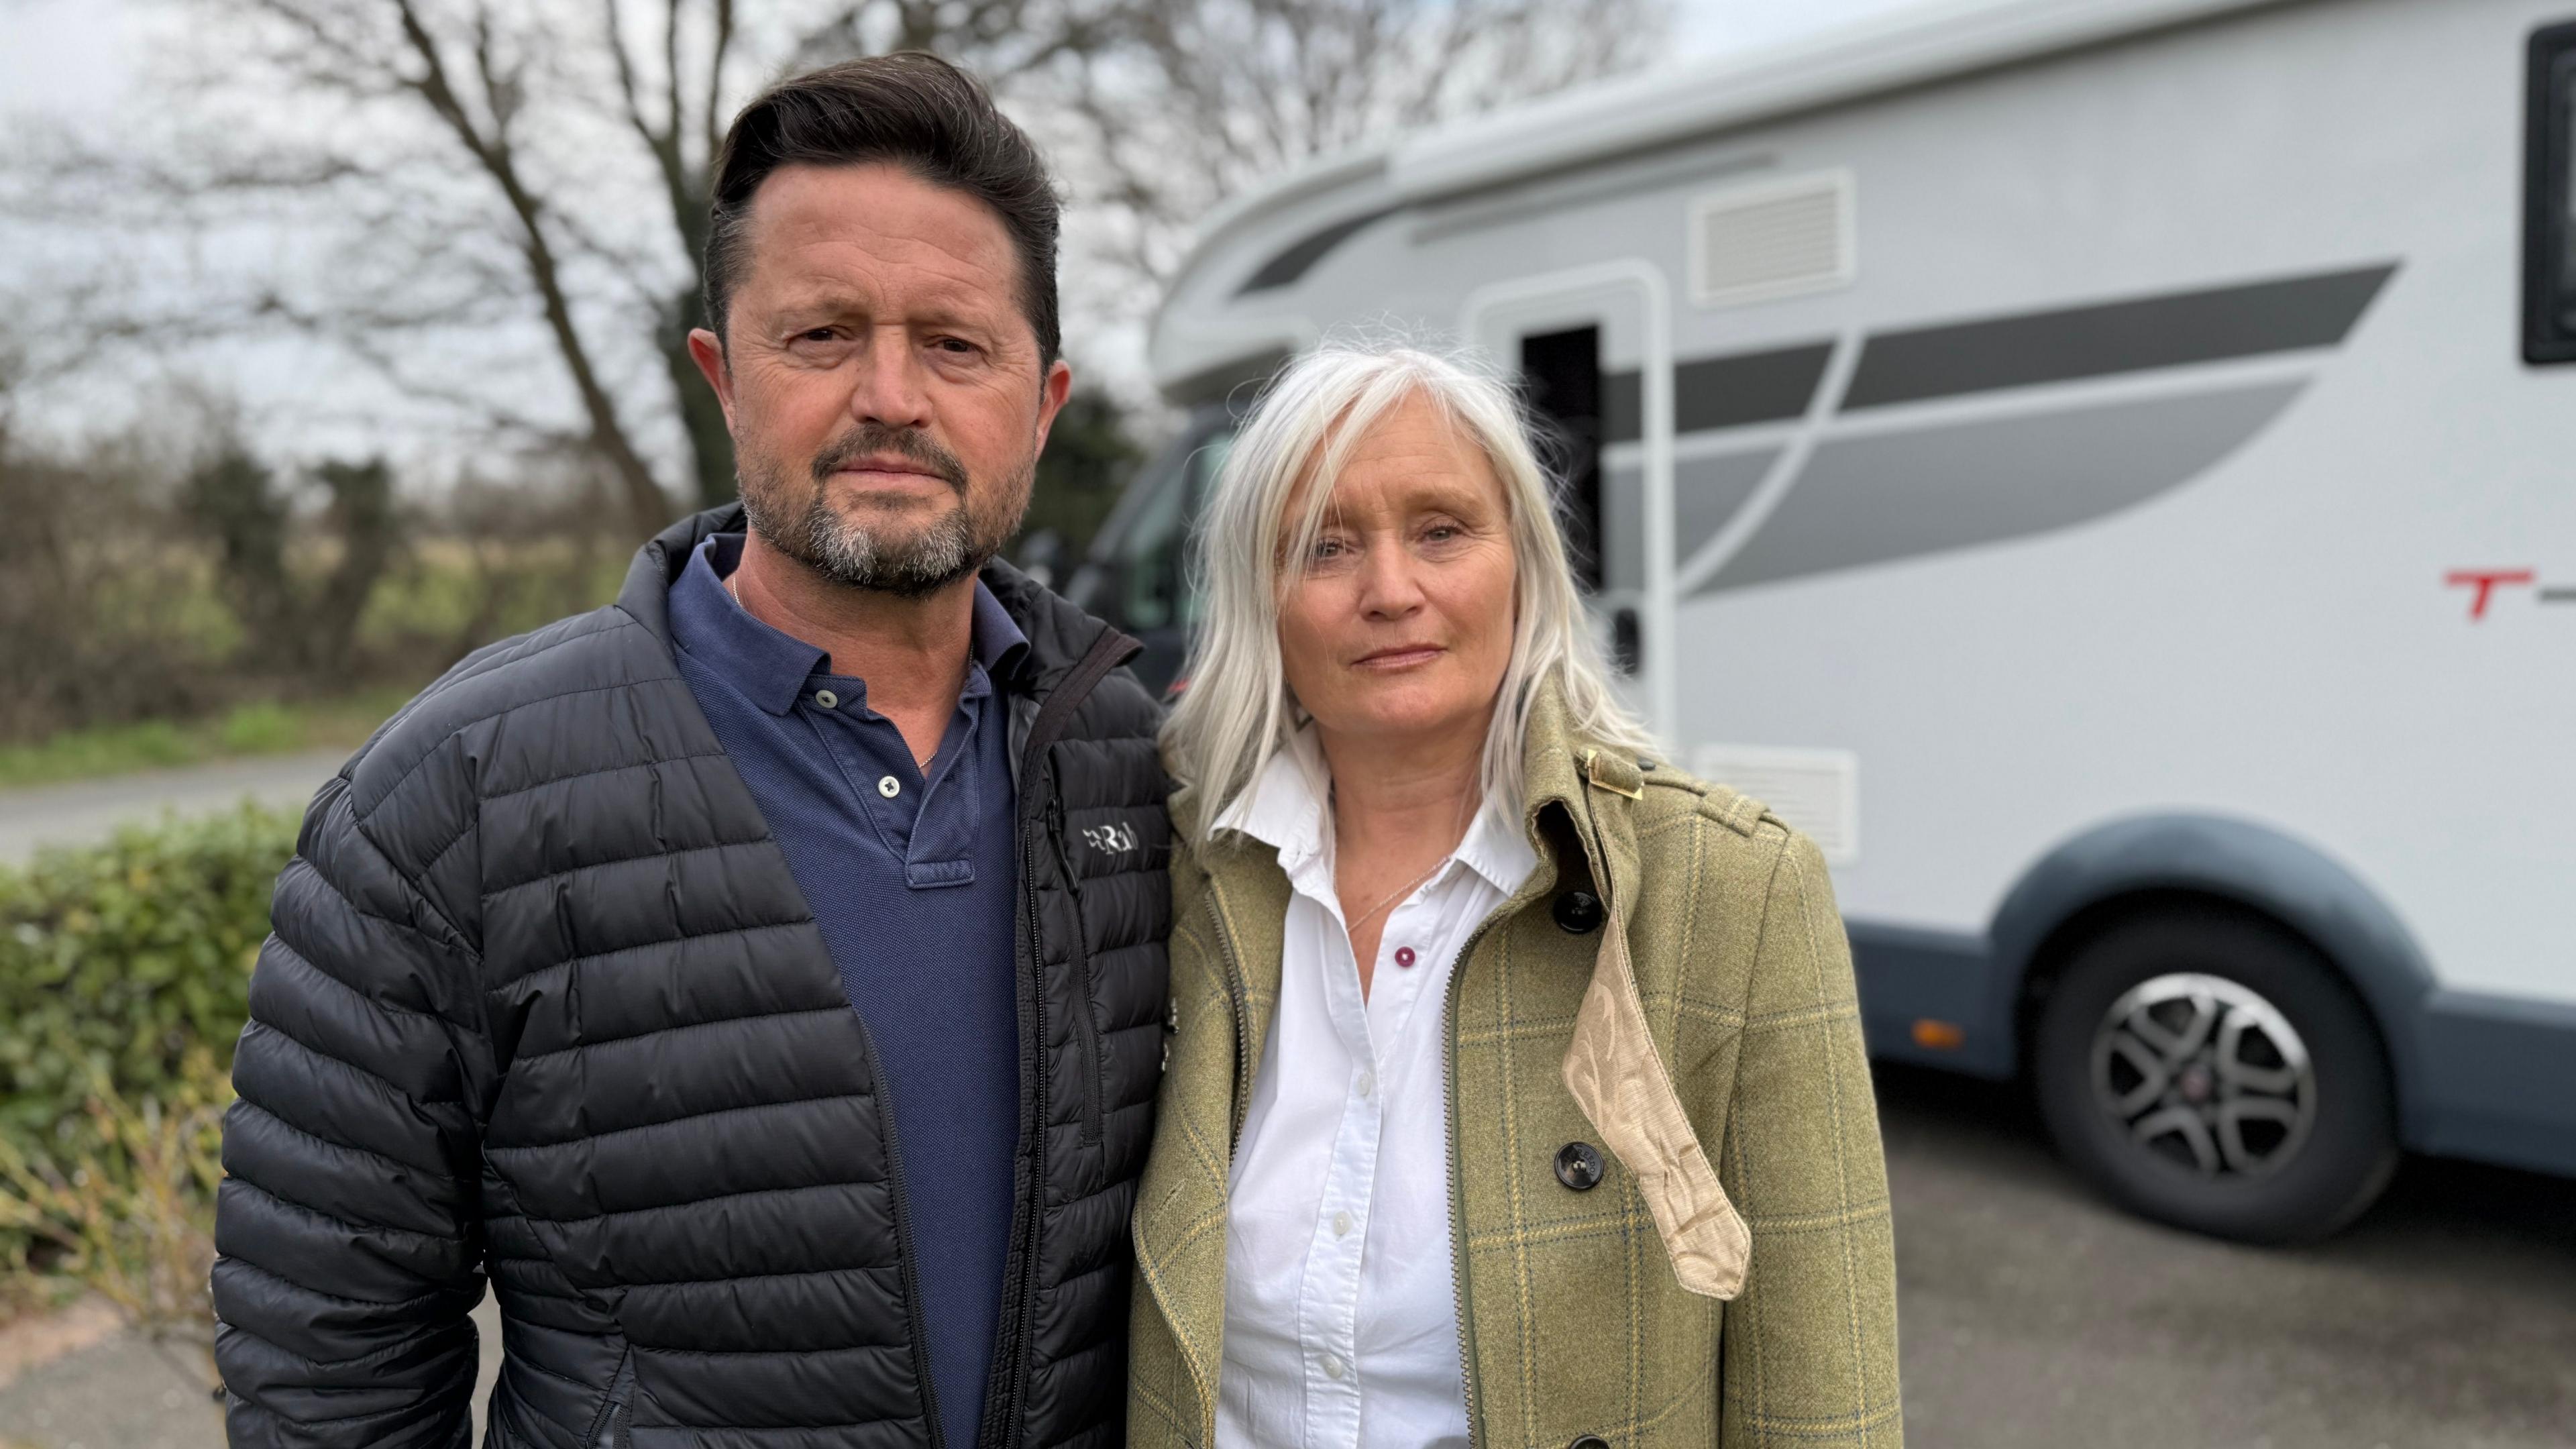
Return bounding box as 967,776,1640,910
1570,1436,1611,1449
1553,890,1605,934
1555,1141,1605,1191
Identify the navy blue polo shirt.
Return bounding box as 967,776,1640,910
668,534,1021,1449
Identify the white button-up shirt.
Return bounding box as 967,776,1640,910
1212,736,1539,1449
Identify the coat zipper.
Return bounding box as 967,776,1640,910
980,627,1137,1449
1191,870,1259,1447
857,1011,948,1449
1440,913,1509,1449
1202,879,1259,1145
582,1344,635,1449
1047,792,1108,1146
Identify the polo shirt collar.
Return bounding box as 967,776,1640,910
671,533,1030,717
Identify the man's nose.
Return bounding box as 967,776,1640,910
846,329,934,429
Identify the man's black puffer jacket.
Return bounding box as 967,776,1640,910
212,506,1172,1449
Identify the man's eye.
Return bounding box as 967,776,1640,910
796,328,839,344
934,336,977,355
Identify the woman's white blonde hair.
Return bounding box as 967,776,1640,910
1161,335,1658,841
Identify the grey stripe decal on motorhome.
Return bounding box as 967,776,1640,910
1701,382,2306,594
1601,448,1781,593
1840,265,2396,409
1601,342,1834,443
1236,207,1400,294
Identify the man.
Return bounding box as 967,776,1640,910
211,54,1171,1449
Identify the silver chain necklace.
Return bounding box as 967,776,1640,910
1338,794,1475,932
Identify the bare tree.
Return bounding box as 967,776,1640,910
5,0,1663,535
1055,0,1668,298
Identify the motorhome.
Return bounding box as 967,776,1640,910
1067,0,2576,1240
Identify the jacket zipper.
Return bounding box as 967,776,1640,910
1440,915,1507,1449
1047,792,1108,1146
583,1344,635,1449
857,1010,948,1449
1201,879,1259,1145
980,627,1138,1449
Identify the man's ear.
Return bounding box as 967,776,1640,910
1030,358,1073,452
688,328,737,429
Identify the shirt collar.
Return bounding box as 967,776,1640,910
668,533,1030,716
1213,728,1539,898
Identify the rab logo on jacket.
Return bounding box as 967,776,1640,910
1083,822,1139,857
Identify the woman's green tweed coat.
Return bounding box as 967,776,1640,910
1128,686,1903,1448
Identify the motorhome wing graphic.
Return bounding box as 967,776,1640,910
1588,264,2398,597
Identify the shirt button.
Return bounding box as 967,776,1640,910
1355,1071,1375,1098
877,775,902,798
1394,946,1417,968
814,688,839,709
1321,1353,1345,1381
1333,1210,1353,1238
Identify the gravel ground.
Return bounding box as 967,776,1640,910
0,1061,2567,1446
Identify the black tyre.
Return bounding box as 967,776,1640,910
2031,907,2399,1244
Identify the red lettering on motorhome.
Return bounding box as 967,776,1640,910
2445,570,2535,621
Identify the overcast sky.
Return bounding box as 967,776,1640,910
0,0,1965,468
0,0,1956,123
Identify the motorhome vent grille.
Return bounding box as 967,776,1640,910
1691,744,1858,864
1689,172,1854,308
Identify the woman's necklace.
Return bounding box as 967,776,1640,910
1342,857,1448,932
1338,793,1476,932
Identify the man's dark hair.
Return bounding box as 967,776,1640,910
705,52,1061,366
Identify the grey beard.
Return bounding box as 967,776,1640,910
743,461,1029,601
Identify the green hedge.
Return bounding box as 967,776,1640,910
0,805,297,1146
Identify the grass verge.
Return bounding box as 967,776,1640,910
0,689,415,791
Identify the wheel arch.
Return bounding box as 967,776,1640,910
1983,814,2434,1122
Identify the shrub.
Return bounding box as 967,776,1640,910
0,804,296,1148
0,806,290,1381
0,1061,230,1392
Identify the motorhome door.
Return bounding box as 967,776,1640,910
1462,262,1678,737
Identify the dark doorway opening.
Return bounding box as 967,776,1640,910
1519,326,1606,594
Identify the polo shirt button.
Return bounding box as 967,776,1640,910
1394,946,1416,968
1355,1071,1375,1098
1556,1141,1605,1191
814,688,838,708
877,775,902,798
1320,1353,1345,1381
1332,1210,1353,1238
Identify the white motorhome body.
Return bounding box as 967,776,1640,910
1097,0,2576,1235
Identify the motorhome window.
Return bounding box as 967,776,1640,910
2526,21,2576,364
1519,327,1606,592
1120,431,1231,630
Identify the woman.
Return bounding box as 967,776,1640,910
1130,341,1901,1449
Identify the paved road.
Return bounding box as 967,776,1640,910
3,1065,2569,1446
0,749,347,866
1880,1065,2576,1448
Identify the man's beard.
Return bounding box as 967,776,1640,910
740,422,1031,600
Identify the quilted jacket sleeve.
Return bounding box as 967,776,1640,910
212,772,490,1448
1716,829,1904,1448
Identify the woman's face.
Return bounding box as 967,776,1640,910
1277,393,1518,755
